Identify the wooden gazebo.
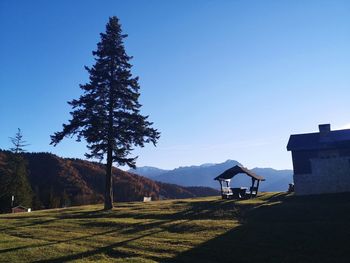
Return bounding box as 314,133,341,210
214,165,265,199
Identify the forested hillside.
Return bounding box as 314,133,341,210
0,150,218,212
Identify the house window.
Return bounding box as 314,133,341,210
318,150,339,159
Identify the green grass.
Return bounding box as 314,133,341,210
1,192,350,262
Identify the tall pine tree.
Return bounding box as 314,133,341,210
10,128,29,153
0,129,32,212
51,17,160,210
6,153,33,208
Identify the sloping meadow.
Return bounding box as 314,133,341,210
1,192,350,262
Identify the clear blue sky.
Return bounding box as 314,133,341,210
1,0,349,170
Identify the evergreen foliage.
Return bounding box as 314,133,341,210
48,186,60,208
0,129,32,212
51,16,160,209
0,153,32,212
9,128,29,153
32,186,43,210
61,189,71,207
8,154,33,208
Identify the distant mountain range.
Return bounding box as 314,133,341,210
130,160,293,192
129,166,168,178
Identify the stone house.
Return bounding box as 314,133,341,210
287,124,350,195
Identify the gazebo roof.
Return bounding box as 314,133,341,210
214,165,265,181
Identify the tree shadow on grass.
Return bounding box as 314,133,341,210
54,198,242,221
32,219,192,263
7,193,350,262
166,193,350,263
1,198,240,261
0,218,58,232
32,232,163,263
0,227,117,254
9,197,253,262
0,209,111,234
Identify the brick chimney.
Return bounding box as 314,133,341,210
319,124,331,135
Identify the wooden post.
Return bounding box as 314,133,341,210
256,180,260,194
219,180,224,199
250,178,256,198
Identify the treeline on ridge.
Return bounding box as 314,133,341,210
0,150,219,213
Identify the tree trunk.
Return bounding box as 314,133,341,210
104,58,115,210
104,146,113,210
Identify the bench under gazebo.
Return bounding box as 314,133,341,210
214,165,265,199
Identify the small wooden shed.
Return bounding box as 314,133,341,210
12,206,31,213
214,165,265,199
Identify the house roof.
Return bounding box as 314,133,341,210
287,128,350,151
12,206,28,210
214,165,265,181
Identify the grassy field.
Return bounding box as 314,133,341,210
1,192,350,262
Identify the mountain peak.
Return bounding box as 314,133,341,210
199,163,215,168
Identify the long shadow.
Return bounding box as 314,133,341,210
0,218,59,232
1,197,237,261
0,207,108,232
0,210,178,255
0,225,125,254
32,219,192,263
24,201,227,222
32,232,162,263
23,198,248,260
0,208,193,258
6,194,334,262
166,193,350,263
0,217,195,258
54,199,242,221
